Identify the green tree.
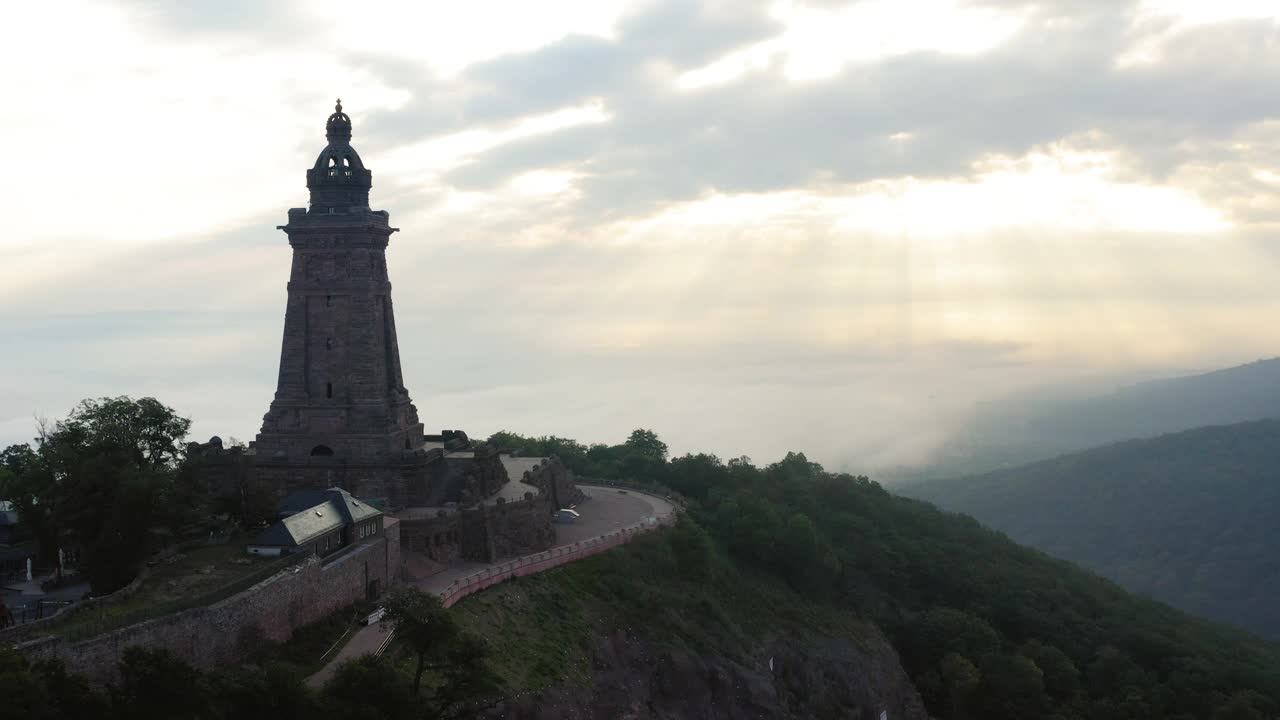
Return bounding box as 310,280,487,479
0,444,59,568
383,587,461,694
975,654,1048,720
212,663,319,720
0,647,108,720
667,453,729,500
902,608,1001,671
668,516,716,580
380,587,499,717
109,647,206,720
6,397,199,591
1023,640,1080,703
939,652,981,719
625,428,669,461
1213,690,1273,720
323,655,417,720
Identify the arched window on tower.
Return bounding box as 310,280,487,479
326,382,333,399
310,445,334,457
327,155,353,178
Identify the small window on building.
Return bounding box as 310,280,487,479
326,337,332,350
326,382,333,399
326,295,333,307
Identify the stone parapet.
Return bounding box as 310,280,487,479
10,529,400,685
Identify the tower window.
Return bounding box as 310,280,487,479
326,337,332,351
326,295,333,307
310,445,334,457
326,382,333,398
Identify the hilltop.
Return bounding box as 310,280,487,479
914,357,1280,478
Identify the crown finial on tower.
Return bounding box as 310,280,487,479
325,99,352,145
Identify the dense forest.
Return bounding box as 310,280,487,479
7,408,1280,718
919,357,1280,478
904,418,1280,642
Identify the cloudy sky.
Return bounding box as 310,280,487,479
2,0,1279,472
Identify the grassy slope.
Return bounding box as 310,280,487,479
35,537,283,641
448,530,873,695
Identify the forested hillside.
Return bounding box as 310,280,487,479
905,419,1280,642
8,423,1280,719
489,430,1280,719
921,357,1280,478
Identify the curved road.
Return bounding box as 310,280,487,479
308,485,675,686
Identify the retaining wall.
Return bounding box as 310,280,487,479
13,531,398,685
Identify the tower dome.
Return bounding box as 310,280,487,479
307,99,372,213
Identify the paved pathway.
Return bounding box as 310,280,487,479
306,484,675,687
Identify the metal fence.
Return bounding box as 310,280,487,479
0,598,74,628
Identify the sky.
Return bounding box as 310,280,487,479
2,0,1279,473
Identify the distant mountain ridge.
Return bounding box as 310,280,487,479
904,418,1280,640
922,357,1280,478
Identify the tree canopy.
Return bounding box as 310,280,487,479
0,397,203,592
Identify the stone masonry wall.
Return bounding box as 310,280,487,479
523,457,587,510
14,520,400,685
383,516,400,586
399,511,462,567
458,444,508,504
252,456,433,511
485,494,556,559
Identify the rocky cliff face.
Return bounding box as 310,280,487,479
486,630,928,720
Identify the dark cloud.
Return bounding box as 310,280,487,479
341,0,1280,222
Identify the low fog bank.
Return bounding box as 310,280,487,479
2,306,1227,478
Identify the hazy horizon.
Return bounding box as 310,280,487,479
4,0,1280,472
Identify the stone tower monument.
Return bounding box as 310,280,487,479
254,101,426,474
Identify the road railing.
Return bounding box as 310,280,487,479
436,499,676,608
